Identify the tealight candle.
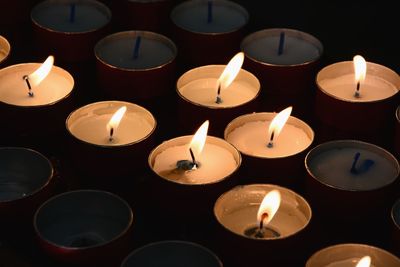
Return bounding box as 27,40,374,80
241,28,323,117
315,56,400,145
0,35,11,66
177,52,260,136
224,108,314,188
31,0,112,62
170,0,249,68
213,184,312,266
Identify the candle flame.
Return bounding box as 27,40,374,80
217,52,244,91
353,55,366,85
106,106,127,134
355,256,371,267
189,120,209,159
257,190,281,226
27,56,54,88
268,106,292,144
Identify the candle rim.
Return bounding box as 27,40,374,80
391,198,400,229
241,28,324,67
0,35,11,64
148,135,241,185
170,0,249,35
0,147,54,203
305,139,400,192
31,0,112,35
33,189,134,250
94,30,177,71
213,183,312,241
396,105,400,123
224,111,314,158
66,100,157,148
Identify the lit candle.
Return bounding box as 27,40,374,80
0,35,11,66
326,256,373,267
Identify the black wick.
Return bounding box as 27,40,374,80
23,75,34,97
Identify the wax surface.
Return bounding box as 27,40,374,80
180,78,256,108
69,112,153,146
153,142,237,184
0,49,6,61
0,64,73,106
226,121,311,157
325,258,376,267
32,2,110,32
308,147,398,190
97,37,175,69
172,2,247,33
243,35,320,65
319,73,398,102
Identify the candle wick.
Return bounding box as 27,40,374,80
109,127,114,142
354,81,361,98
207,0,213,23
215,83,222,104
189,147,196,166
23,75,34,97
69,3,76,23
259,213,268,230
278,32,285,56
267,131,275,148
350,152,361,174
132,36,141,60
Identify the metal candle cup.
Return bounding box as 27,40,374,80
213,184,312,266
306,243,400,267
121,240,222,267
31,0,112,63
34,190,134,267
0,35,11,67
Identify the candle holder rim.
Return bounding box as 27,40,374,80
0,35,11,64
65,100,157,148
0,146,54,203
213,183,312,241
33,189,134,250
176,65,260,110
396,105,400,122
240,27,324,67
305,139,400,192
316,61,400,103
170,0,249,35
121,239,223,267
0,63,75,108
30,0,112,35
148,134,242,186
94,30,177,72
223,111,315,159
391,198,400,229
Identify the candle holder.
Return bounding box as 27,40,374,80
34,190,134,267
241,28,323,120
224,111,314,190
170,0,249,70
121,240,222,267
315,60,400,147
176,64,260,137
395,105,400,159
65,101,156,189
306,243,400,267
0,147,56,239
31,0,112,63
391,198,400,255
213,184,312,266
0,35,11,67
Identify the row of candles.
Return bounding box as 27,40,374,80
0,0,399,266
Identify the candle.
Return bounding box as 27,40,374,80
0,35,11,66
325,256,374,267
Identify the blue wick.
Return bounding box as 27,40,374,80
350,152,375,174
278,32,285,55
207,0,213,23
69,3,76,23
133,36,141,60
350,152,361,174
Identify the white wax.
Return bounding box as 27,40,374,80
0,64,73,106
308,146,398,191
325,258,376,267
171,0,247,33
179,78,256,108
153,142,237,184
96,35,175,69
32,0,110,32
319,73,398,102
226,120,312,157
69,112,153,146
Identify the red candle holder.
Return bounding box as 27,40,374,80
34,190,134,267
31,0,112,63
241,28,323,119
0,35,11,67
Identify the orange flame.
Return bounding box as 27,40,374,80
257,190,281,227
189,120,209,159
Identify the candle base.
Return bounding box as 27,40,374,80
244,225,280,239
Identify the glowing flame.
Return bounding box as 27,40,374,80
106,106,127,134
353,55,366,85
355,256,371,267
189,120,209,159
268,106,292,144
257,190,281,226
27,56,54,87
217,52,244,91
